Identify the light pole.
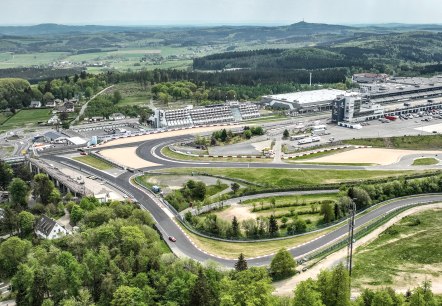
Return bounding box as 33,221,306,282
346,198,357,286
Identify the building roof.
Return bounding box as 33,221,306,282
44,131,64,140
30,100,41,106
35,215,58,237
68,137,87,145
263,89,346,105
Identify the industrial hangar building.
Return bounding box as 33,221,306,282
261,89,346,112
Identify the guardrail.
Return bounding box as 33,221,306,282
306,201,438,261
133,174,442,244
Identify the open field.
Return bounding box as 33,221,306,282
0,112,11,124
178,219,338,258
110,82,152,106
301,148,442,165
412,157,439,166
0,109,52,131
161,168,425,188
73,155,114,170
352,208,442,290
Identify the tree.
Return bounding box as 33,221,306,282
243,129,252,139
409,281,436,306
84,87,93,98
283,129,290,139
113,90,122,104
317,263,350,306
71,204,85,225
0,161,14,190
220,129,228,142
293,278,325,306
18,211,35,237
189,268,217,306
231,182,240,194
220,267,273,306
111,286,146,306
270,248,296,280
43,92,55,103
235,253,248,271
8,178,29,209
371,290,394,306
268,215,279,236
0,237,32,277
33,173,55,204
294,219,307,233
348,187,372,210
231,216,240,238
321,202,335,223
59,111,69,121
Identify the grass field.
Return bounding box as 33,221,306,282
110,82,152,106
0,52,69,68
0,109,52,131
242,193,340,206
344,135,442,150
73,155,114,170
352,208,442,288
177,219,338,258
0,112,11,124
161,168,423,188
162,147,271,163
412,157,439,166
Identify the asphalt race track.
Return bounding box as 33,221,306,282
43,132,442,268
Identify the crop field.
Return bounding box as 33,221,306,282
162,168,423,188
0,108,52,131
352,208,442,288
0,52,70,68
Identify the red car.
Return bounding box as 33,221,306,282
168,236,176,242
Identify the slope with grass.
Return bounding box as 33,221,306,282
352,208,442,289
73,155,114,170
412,157,439,166
161,168,428,188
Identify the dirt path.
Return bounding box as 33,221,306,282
272,203,442,296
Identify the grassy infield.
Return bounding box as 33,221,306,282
0,109,53,132
73,155,114,170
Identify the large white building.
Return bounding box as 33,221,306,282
150,102,260,128
261,89,346,112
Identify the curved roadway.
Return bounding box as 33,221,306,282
45,132,442,268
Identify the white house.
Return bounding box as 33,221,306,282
35,215,69,239
30,101,42,108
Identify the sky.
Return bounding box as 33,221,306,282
1,0,442,26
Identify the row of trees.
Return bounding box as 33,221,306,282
165,180,207,211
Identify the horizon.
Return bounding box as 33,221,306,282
2,0,442,26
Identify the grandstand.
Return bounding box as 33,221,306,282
150,102,260,128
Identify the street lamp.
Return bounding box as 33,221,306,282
347,198,357,289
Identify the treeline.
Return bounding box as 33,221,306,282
0,67,84,82
0,72,106,111
193,48,371,71
104,67,347,87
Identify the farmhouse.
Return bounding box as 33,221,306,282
35,215,69,239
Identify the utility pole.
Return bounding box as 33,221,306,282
346,198,357,281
